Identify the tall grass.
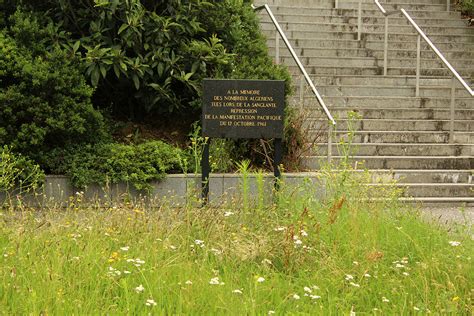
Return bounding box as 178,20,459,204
0,169,472,314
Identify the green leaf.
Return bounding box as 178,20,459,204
113,64,121,78
132,74,140,90
73,40,81,53
99,64,107,78
91,66,100,87
118,24,128,35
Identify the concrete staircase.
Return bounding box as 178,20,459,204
255,0,473,204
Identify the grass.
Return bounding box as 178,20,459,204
0,170,472,315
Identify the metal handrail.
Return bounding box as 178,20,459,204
252,4,336,126
373,0,474,97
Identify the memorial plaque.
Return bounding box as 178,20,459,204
202,79,285,139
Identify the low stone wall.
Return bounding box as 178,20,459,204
1,173,324,207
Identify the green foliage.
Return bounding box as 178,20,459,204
56,141,189,191
0,146,44,194
458,0,474,14
0,29,108,165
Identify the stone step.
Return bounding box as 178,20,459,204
314,143,472,156
258,13,469,27
260,20,474,35
265,37,474,51
306,108,474,120
386,183,473,198
361,169,473,184
307,118,472,131
322,130,473,144
262,6,462,19
339,2,451,12
294,95,474,108
270,46,474,59
261,28,474,42
293,75,471,86
302,156,473,169
303,84,473,98
286,65,472,77
257,0,450,6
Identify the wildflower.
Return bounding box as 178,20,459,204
382,297,390,303
135,284,145,293
256,277,265,283
349,282,360,288
194,240,205,247
232,289,243,294
268,311,275,315
124,270,131,274
120,246,129,251
292,294,300,300
402,272,410,276
145,299,157,306
169,245,177,250
303,286,312,293
294,239,303,246
363,273,371,278
262,258,272,265
414,306,420,311
185,280,193,285
449,241,461,247
452,296,460,302
350,306,356,316
211,248,222,255
353,261,359,266
274,227,286,232
345,274,354,281
395,263,405,268
209,277,223,285
108,252,120,263
309,295,321,300
300,230,308,237
224,211,234,217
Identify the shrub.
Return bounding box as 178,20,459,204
56,141,189,191
0,146,44,194
458,0,474,15
0,28,108,166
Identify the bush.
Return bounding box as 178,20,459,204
0,146,44,194
458,0,474,15
0,28,108,166
56,141,189,191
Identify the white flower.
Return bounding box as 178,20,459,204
120,246,129,251
224,211,234,217
402,272,410,276
145,299,157,306
274,227,286,232
262,258,272,265
185,280,193,285
123,270,131,274
211,248,222,255
352,261,359,266
209,277,220,285
292,293,300,300
300,230,308,237
293,235,299,240
268,311,275,315
194,240,205,247
449,241,461,247
232,289,243,294
414,306,420,311
395,263,405,268
303,286,312,293
309,295,321,300
345,274,354,281
169,245,177,250
382,296,390,303
257,277,265,283
135,284,145,293
349,282,360,288
363,273,371,278
294,239,303,246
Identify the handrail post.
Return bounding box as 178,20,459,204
383,16,388,76
335,0,339,9
358,0,362,41
299,75,304,110
328,122,333,163
450,76,455,143
415,35,421,97
275,32,280,64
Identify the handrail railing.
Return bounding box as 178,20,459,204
371,0,473,142
252,4,336,161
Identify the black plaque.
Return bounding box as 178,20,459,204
202,79,285,139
